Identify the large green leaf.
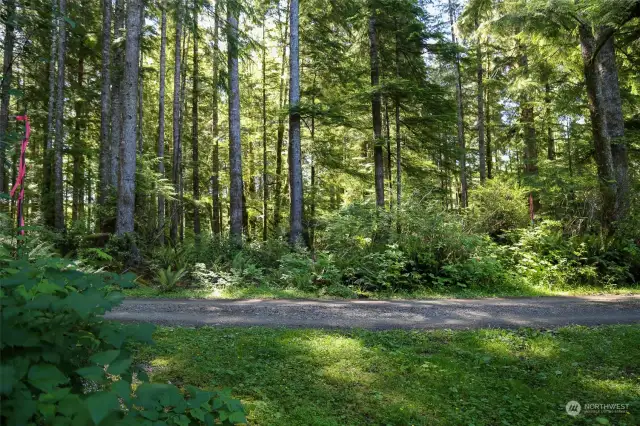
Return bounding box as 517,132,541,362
228,411,247,424
0,365,16,394
106,357,132,376
89,350,120,366
112,380,132,405
27,364,69,393
76,366,105,383
86,391,119,425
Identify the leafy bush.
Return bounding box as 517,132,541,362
157,266,189,292
342,245,416,291
278,251,341,290
395,201,489,277
318,202,392,261
468,179,530,236
504,220,639,288
0,245,245,425
151,246,191,271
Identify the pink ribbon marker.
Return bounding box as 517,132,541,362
10,115,30,234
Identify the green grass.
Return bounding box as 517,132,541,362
135,325,640,425
122,282,640,300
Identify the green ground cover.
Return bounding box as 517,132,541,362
135,325,640,425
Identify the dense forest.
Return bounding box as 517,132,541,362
2,1,640,424
1,0,640,294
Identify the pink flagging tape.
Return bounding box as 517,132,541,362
10,115,30,233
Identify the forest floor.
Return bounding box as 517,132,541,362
108,295,640,329
134,325,640,425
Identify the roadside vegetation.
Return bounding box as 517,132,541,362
56,185,640,300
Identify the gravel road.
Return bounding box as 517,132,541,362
105,295,640,330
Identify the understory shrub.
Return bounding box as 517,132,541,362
277,251,341,290
468,179,530,236
342,245,417,291
157,266,189,292
0,239,245,425
506,220,639,288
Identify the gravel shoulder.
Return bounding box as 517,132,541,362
106,295,640,330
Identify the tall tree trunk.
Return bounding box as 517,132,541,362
309,73,317,249
228,1,244,240
178,27,189,243
54,0,67,230
116,0,143,235
476,19,486,184
72,57,84,222
274,0,290,232
486,87,492,179
171,0,183,243
137,33,144,156
449,0,466,208
368,13,385,208
135,4,145,224
110,0,126,190
0,0,16,195
262,16,269,241
157,0,167,244
288,0,304,245
545,82,555,160
579,25,616,229
98,0,111,218
395,28,402,216
192,4,201,237
384,98,393,210
43,0,57,227
596,28,629,224
210,3,221,235
520,53,537,180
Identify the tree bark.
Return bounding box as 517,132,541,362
476,19,486,184
110,0,126,190
171,0,183,243
211,3,221,235
0,0,16,195
596,27,629,224
192,3,201,237
53,0,67,230
157,0,167,244
545,82,555,160
178,26,189,243
579,24,618,231
395,28,402,215
288,0,304,245
72,57,85,222
486,87,492,179
449,0,466,208
384,98,393,210
43,0,57,227
368,13,385,208
520,53,537,179
98,0,111,215
262,16,269,241
274,0,290,233
115,0,143,235
228,1,244,240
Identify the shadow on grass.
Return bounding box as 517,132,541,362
134,325,640,425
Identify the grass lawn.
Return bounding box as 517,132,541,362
135,325,640,425
122,282,640,300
